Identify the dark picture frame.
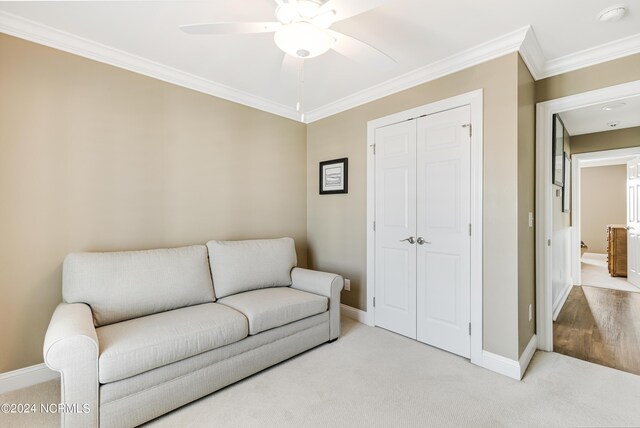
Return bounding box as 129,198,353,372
562,153,571,213
319,158,348,194
552,114,565,187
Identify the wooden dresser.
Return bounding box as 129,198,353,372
607,224,627,277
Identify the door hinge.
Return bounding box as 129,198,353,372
373,297,376,307
462,123,472,137
468,224,472,236
468,323,471,335
372,144,376,155
547,239,551,247
373,221,376,231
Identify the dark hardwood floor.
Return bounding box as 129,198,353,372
553,285,640,376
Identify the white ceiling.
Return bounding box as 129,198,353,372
560,95,640,135
1,1,639,122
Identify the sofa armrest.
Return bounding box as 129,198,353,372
290,267,343,340
43,303,99,428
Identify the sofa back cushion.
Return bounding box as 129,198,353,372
63,245,215,327
207,238,297,299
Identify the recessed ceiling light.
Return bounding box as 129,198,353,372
598,4,628,22
607,121,621,128
602,102,627,111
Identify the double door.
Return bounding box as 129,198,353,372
374,105,471,358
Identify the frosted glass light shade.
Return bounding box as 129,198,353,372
274,22,333,58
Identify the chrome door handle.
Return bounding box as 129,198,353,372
416,237,431,245
400,236,415,244
627,226,635,230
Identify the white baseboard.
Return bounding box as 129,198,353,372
553,282,573,321
0,363,59,394
519,334,538,378
482,351,521,380
482,334,537,381
340,304,370,325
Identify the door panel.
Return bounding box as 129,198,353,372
416,105,471,358
382,168,409,227
424,252,458,324
382,248,410,310
425,161,459,230
374,120,417,338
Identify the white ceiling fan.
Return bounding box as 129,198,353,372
179,0,393,61
179,0,393,119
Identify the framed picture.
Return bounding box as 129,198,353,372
319,157,348,194
552,114,565,187
562,153,571,213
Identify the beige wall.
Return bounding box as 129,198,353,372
307,53,523,360
4,26,638,374
536,53,640,103
517,56,536,356
581,165,627,253
0,34,308,373
571,127,640,155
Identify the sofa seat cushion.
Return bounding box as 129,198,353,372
97,303,248,383
218,287,328,335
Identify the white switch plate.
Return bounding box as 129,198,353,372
528,212,534,228
344,279,350,291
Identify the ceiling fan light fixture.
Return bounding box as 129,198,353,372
274,22,333,58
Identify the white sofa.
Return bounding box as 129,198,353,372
43,238,343,428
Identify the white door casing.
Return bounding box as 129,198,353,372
373,105,472,358
374,120,417,338
535,79,640,352
416,106,471,358
366,89,483,366
628,158,640,287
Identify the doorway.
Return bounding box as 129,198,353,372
536,79,640,375
366,90,483,365
572,147,640,294
373,105,471,357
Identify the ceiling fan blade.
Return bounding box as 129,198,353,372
319,0,388,23
179,22,281,35
328,30,396,65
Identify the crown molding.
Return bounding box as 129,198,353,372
518,26,546,80
2,7,639,123
0,10,301,122
304,26,530,123
539,32,640,80
306,27,640,121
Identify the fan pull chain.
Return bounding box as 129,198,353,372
297,60,305,122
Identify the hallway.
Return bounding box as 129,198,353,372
554,285,640,376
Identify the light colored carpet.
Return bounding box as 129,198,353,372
2,318,640,427
581,252,640,293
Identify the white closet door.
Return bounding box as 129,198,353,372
374,120,417,339
416,106,471,358
627,158,640,287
